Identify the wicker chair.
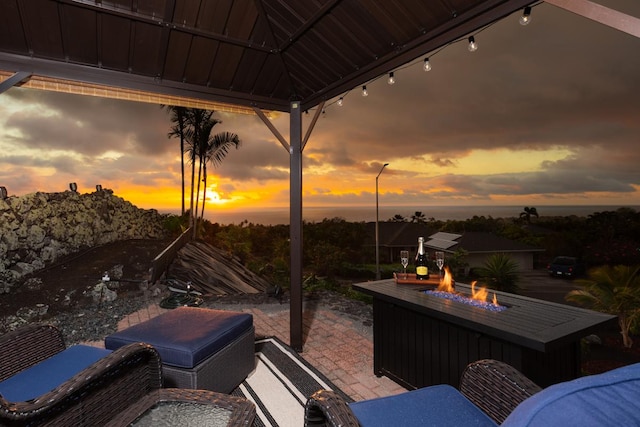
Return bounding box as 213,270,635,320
305,359,542,426
0,324,255,426
458,359,542,424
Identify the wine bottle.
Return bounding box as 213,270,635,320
415,237,429,280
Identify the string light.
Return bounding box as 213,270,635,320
387,72,395,85
423,57,431,72
519,7,532,26
320,13,527,115
467,36,478,52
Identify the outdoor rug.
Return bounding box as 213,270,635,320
232,337,353,427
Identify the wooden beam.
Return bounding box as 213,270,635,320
302,100,324,151
0,71,31,94
545,0,640,38
253,107,290,152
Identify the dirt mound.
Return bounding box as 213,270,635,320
0,239,172,322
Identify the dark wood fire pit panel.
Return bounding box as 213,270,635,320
355,279,616,389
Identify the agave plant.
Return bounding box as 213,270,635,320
476,253,520,293
566,264,640,348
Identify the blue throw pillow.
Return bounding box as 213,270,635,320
502,362,640,426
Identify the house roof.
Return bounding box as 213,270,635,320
0,0,534,113
426,231,544,254
379,222,435,247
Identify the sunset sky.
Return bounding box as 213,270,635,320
1,1,639,223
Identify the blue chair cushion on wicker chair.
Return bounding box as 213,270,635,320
305,361,640,427
349,384,496,427
502,362,640,426
0,344,112,402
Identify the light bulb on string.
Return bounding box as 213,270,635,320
423,57,431,72
519,7,532,26
362,85,368,96
388,72,395,85
467,36,478,52
337,97,344,107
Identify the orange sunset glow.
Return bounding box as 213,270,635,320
1,2,639,224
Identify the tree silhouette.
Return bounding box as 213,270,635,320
520,206,539,223
390,214,406,222
200,132,240,221
165,106,188,215
411,211,427,223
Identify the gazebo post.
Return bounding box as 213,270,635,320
289,100,303,351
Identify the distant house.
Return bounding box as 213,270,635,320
425,231,545,272
367,223,544,272
366,222,435,264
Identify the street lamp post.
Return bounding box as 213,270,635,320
375,163,389,280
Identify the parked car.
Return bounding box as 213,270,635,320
547,256,585,278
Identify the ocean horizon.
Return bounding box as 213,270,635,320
192,205,638,226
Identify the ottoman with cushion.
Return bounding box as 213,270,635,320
105,306,255,394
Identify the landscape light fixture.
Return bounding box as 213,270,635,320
96,184,102,191
423,57,432,72
0,186,7,199
519,7,532,26
362,85,368,97
337,97,344,107
468,36,478,52
375,163,389,281
69,182,78,192
387,72,395,85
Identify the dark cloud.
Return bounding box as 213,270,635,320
1,1,639,208
4,90,172,156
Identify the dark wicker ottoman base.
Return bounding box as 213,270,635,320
105,307,255,394
162,326,255,394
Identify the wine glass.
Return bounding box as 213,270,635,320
400,250,409,279
435,251,445,277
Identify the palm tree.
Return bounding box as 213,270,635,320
200,131,240,221
520,206,539,223
167,107,240,237
476,253,520,293
183,109,215,236
194,115,220,224
566,264,640,348
411,211,427,223
165,106,188,215
390,214,406,222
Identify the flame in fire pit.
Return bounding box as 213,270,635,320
427,267,505,312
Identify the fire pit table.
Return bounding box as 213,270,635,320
353,278,616,389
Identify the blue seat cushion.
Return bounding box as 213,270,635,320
349,384,497,427
105,307,253,369
0,345,112,402
502,362,640,426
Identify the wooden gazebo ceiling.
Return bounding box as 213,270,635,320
0,0,537,113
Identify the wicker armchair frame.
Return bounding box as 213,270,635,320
305,389,360,427
0,324,66,383
304,359,543,426
459,359,542,424
0,324,255,427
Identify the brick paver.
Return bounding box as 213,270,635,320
84,299,406,403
